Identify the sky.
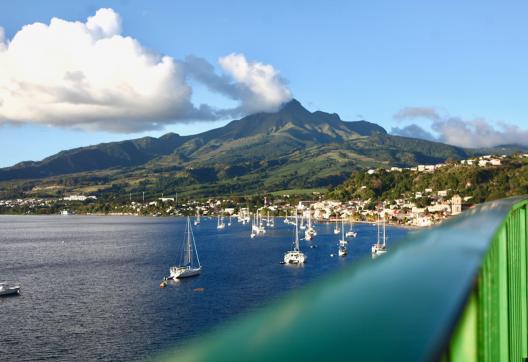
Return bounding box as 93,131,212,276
1,0,528,166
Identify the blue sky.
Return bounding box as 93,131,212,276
0,1,527,166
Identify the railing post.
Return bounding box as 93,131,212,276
498,227,509,361
449,291,478,362
521,206,528,359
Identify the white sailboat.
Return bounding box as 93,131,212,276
169,217,202,279
333,218,340,234
194,209,201,226
250,213,257,238
371,212,388,256
284,213,306,264
239,208,250,224
304,231,313,241
338,219,348,256
305,212,317,237
257,210,266,234
217,213,225,230
299,213,306,230
345,216,357,238
284,210,290,224
266,211,274,228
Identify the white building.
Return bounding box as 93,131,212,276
451,195,462,215
63,195,96,201
427,204,450,213
490,159,502,166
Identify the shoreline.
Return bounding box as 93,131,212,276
0,213,430,229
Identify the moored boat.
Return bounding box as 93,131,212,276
169,217,202,279
371,212,388,256
284,213,306,265
0,282,21,296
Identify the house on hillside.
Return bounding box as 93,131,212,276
451,195,463,215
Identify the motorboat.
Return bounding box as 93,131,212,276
0,282,20,296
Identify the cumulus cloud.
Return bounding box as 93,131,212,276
218,53,292,114
390,124,437,142
391,107,528,148
181,54,292,116
0,9,292,132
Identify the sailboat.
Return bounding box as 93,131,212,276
333,217,341,234
169,216,202,279
266,211,274,228
284,210,290,224
371,212,388,256
256,210,266,234
194,209,201,226
250,213,257,238
217,213,225,230
338,219,348,256
228,215,232,226
305,212,317,238
284,214,306,264
345,216,357,238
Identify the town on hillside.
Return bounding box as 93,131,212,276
1,153,527,227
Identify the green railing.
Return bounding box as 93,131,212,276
158,196,528,362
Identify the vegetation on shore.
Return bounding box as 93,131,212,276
327,155,528,204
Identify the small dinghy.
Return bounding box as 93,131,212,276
0,282,20,296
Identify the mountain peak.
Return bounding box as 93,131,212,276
279,98,309,114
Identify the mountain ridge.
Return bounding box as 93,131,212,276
0,99,523,197
0,99,386,179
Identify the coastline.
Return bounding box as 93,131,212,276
0,213,431,229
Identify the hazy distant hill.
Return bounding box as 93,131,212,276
0,99,520,198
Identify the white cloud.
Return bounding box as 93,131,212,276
0,9,292,132
0,27,6,51
392,107,528,148
393,107,440,122
86,8,121,38
219,53,292,114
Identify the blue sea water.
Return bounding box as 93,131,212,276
0,215,409,361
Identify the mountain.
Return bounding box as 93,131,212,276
0,99,384,180
0,99,509,198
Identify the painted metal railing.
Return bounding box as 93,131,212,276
158,196,528,362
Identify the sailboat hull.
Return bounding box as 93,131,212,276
371,244,387,255
170,266,202,279
283,251,306,264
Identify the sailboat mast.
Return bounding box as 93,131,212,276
187,217,192,265
383,212,386,247
190,217,201,267
295,212,300,251
341,218,344,240
377,212,381,246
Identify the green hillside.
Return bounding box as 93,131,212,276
0,99,520,199
328,155,528,204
